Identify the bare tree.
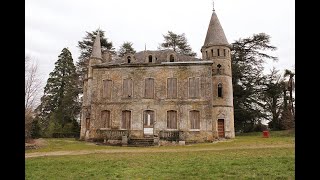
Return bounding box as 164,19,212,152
25,55,42,140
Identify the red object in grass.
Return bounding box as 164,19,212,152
262,131,270,138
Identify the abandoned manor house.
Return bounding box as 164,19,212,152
80,7,235,145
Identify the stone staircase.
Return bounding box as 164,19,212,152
128,137,155,147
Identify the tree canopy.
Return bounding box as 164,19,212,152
159,31,196,57
231,33,278,132
118,42,136,57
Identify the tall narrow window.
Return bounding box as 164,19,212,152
189,77,200,98
205,51,208,59
217,49,220,56
148,55,153,63
145,78,154,98
121,110,131,129
103,80,112,99
167,110,177,129
101,110,111,128
86,118,90,130
127,56,131,63
223,49,226,56
217,64,222,74
218,83,222,97
167,78,177,99
123,79,133,98
143,110,154,128
211,49,214,57
170,55,174,62
190,110,200,129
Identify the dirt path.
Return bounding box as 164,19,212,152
25,144,294,159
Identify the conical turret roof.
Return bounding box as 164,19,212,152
91,30,102,58
203,10,229,47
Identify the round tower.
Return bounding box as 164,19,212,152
201,6,235,138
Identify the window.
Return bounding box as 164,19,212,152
145,78,154,98
143,110,154,128
189,77,200,98
167,78,177,98
190,110,200,129
101,110,111,128
170,55,174,62
123,79,133,98
167,110,177,129
211,49,214,57
148,55,153,63
223,49,226,57
121,110,131,129
205,51,208,59
217,49,220,56
217,64,222,74
86,118,90,130
103,80,112,99
218,83,222,97
127,56,131,63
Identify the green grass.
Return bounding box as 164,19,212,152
25,138,120,153
26,130,295,179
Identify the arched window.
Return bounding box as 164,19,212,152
170,54,174,62
223,49,226,57
121,110,131,129
143,110,155,128
127,56,131,63
167,110,177,129
217,49,220,56
218,83,222,97
101,110,111,128
190,110,200,129
205,51,208,59
211,49,214,57
148,55,153,63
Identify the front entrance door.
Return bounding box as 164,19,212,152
218,119,225,138
143,110,154,137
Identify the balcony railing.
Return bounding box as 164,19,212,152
97,129,129,140
159,130,186,141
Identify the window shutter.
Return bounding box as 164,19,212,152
145,78,154,98
168,78,177,98
123,79,133,98
195,78,199,98
103,80,112,99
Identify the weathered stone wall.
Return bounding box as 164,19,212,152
87,63,214,141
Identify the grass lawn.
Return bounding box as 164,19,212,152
25,130,295,179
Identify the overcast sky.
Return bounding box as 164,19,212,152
26,0,295,91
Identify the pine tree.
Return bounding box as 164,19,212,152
35,48,80,137
118,42,136,57
159,31,196,57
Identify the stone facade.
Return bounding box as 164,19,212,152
80,8,235,143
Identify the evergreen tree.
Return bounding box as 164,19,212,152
118,42,136,57
159,31,196,57
35,48,80,137
77,29,114,89
261,68,284,130
231,33,278,132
